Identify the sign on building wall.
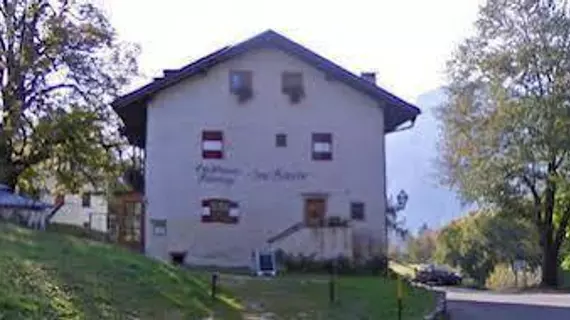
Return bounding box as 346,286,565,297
195,163,309,186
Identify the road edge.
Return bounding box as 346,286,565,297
413,282,448,320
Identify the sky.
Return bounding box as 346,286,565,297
102,0,484,102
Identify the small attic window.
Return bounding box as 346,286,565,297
229,70,253,102
282,72,305,104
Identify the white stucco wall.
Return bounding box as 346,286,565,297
145,48,387,266
44,194,108,232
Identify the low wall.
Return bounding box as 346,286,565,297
271,227,353,259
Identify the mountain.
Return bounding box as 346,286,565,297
386,88,464,234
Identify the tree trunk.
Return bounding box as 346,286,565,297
540,174,559,288
0,168,19,191
0,151,19,191
541,239,559,287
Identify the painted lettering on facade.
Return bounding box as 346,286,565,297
250,169,309,182
195,163,309,185
195,164,242,186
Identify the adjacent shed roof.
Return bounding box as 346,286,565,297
112,30,421,147
0,184,52,210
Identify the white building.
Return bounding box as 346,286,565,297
113,30,420,267
42,189,108,232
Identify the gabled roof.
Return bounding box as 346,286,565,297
113,30,421,147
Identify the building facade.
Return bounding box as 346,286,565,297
42,191,108,232
113,30,420,267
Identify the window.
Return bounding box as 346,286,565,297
81,193,91,208
151,219,167,236
276,133,287,147
229,70,253,102
350,202,365,221
201,198,239,224
282,72,305,103
202,130,224,159
312,133,332,160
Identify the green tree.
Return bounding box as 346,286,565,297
406,223,437,263
435,210,540,285
0,0,139,192
434,220,463,268
437,0,570,287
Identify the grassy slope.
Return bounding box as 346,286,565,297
0,222,435,319
0,222,240,320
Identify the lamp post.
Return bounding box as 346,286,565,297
385,189,409,273
396,190,409,211
393,190,409,320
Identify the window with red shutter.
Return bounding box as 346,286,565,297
312,133,332,160
202,130,224,159
201,198,239,224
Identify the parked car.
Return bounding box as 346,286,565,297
414,264,462,286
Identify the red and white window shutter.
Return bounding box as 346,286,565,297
201,199,240,224
201,199,212,217
202,130,224,159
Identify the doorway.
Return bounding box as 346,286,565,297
108,192,145,252
304,196,326,226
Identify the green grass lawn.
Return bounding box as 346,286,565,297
0,221,435,319
220,273,435,319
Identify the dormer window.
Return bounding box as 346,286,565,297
229,70,253,103
282,72,305,104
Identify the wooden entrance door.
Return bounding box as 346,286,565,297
108,192,145,252
119,201,143,249
304,197,326,226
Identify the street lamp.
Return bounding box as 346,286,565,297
396,190,409,211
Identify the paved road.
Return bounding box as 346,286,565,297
446,288,570,319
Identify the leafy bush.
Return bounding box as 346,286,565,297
485,263,541,290
275,249,388,276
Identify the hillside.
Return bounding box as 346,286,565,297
0,222,239,319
